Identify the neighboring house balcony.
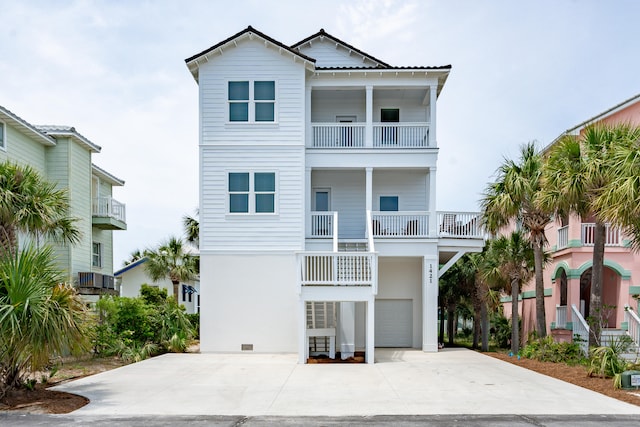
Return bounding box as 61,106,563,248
308,210,482,240
92,196,127,230
556,223,623,251
77,271,118,296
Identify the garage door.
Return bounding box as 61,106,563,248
375,299,413,347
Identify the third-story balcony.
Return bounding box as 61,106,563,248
556,222,622,250
92,197,127,230
311,122,431,149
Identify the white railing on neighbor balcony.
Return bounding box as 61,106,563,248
92,197,126,223
437,211,482,238
555,305,568,329
310,211,336,238
571,304,590,356
581,223,621,246
557,226,569,250
373,123,430,148
625,305,640,350
299,252,375,287
312,123,365,148
371,211,429,237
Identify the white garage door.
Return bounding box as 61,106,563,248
375,299,413,347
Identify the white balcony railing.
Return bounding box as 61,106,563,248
310,211,336,238
437,211,482,238
581,223,621,246
299,252,375,287
310,122,430,148
92,197,126,223
557,226,568,250
372,123,430,148
312,123,365,148
372,211,429,237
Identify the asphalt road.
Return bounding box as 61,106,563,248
1,414,640,426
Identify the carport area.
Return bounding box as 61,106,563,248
52,348,640,416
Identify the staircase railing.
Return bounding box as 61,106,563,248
555,305,568,329
625,305,640,350
571,304,590,356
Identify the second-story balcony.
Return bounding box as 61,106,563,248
308,211,482,240
556,223,622,250
92,197,127,230
311,123,431,149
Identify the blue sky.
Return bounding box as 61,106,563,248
1,0,639,266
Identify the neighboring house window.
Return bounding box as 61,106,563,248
0,122,5,150
380,196,399,211
228,172,276,214
92,242,102,268
228,81,275,122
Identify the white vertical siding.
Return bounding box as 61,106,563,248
200,145,304,251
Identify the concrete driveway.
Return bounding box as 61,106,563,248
52,348,640,416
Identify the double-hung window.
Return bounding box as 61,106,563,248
228,172,276,214
92,242,102,268
228,81,275,122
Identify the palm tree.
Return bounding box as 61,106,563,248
483,232,534,354
145,236,197,304
0,246,90,398
481,142,551,338
123,249,146,266
183,211,199,247
593,123,640,250
0,162,80,255
541,123,630,345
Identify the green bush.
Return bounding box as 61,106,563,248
491,313,511,348
93,291,194,361
186,312,200,339
521,336,585,364
588,335,632,379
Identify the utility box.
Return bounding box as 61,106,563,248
620,370,640,390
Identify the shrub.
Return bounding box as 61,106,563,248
491,313,511,348
521,336,585,364
186,313,200,339
588,335,632,379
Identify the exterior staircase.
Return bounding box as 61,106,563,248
600,329,640,362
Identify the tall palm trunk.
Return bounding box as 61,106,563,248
589,220,606,346
172,280,180,304
533,241,547,338
447,303,455,345
511,277,520,354
481,302,489,352
438,305,445,345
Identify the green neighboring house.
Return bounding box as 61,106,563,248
0,105,126,302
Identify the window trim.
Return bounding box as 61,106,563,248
226,80,277,123
92,242,102,268
226,170,278,215
0,121,6,151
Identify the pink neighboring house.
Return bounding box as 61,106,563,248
503,94,640,346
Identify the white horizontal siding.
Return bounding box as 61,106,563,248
372,170,428,211
311,90,428,122
198,39,305,146
298,41,379,68
200,145,304,251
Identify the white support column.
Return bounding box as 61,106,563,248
429,85,437,147
306,85,312,147
299,298,308,364
423,256,439,352
428,167,437,237
366,297,375,363
339,302,356,359
365,85,373,148
305,167,312,239
366,167,373,213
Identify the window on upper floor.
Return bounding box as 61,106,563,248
0,122,5,150
228,172,276,214
228,81,275,122
380,196,399,212
92,242,102,268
